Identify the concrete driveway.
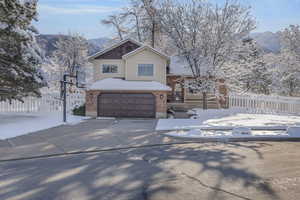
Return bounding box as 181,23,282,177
0,119,177,161
1,119,300,200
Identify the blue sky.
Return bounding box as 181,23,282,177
34,0,300,39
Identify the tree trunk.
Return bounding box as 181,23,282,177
289,81,294,96
118,30,123,40
203,92,207,110
151,21,155,47
135,15,142,42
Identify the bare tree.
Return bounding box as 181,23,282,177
157,0,255,108
101,14,127,40
121,0,143,42
53,33,88,77
106,0,163,48
141,0,158,47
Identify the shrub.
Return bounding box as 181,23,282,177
72,104,86,116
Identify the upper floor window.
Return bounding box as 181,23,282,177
102,64,118,73
138,64,154,76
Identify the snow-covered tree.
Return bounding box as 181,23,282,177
121,0,144,42
224,38,273,94
40,58,62,92
0,0,44,102
158,0,255,77
105,0,164,48
157,0,255,108
275,25,300,96
53,33,88,77
140,0,161,47
41,57,93,93
275,51,300,96
280,25,300,56
51,33,88,93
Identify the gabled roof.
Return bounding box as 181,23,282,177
88,38,143,61
122,45,170,60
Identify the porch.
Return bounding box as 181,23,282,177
166,75,228,110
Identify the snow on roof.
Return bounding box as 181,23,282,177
88,78,172,91
122,45,170,60
169,55,210,76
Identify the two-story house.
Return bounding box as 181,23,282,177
86,38,171,118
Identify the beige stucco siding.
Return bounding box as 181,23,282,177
92,59,125,81
124,49,167,84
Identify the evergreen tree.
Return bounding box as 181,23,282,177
276,50,300,96
277,25,300,96
225,38,273,94
0,0,44,102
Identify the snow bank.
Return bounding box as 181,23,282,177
156,108,300,131
0,112,90,139
88,78,171,91
232,127,252,136
287,127,300,137
164,129,291,139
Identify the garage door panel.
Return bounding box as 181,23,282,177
135,105,151,110
126,105,139,110
98,93,155,118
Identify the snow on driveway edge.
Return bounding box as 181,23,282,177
0,112,90,139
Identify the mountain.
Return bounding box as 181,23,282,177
36,34,68,57
36,34,111,57
251,31,281,53
36,32,282,58
88,37,111,55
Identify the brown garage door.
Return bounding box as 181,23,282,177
98,93,155,118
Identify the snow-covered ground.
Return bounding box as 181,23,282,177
164,129,291,139
0,112,90,139
156,108,300,139
156,108,300,131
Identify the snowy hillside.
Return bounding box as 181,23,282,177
36,32,282,56
251,31,281,53
88,37,111,54
36,34,111,57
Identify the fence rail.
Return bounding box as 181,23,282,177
0,93,85,113
228,94,300,114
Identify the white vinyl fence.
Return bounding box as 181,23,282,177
0,93,85,113
228,94,300,114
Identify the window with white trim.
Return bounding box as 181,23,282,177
102,64,118,73
138,64,154,76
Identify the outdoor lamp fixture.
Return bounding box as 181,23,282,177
160,94,164,99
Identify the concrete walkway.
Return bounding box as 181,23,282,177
0,119,179,161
